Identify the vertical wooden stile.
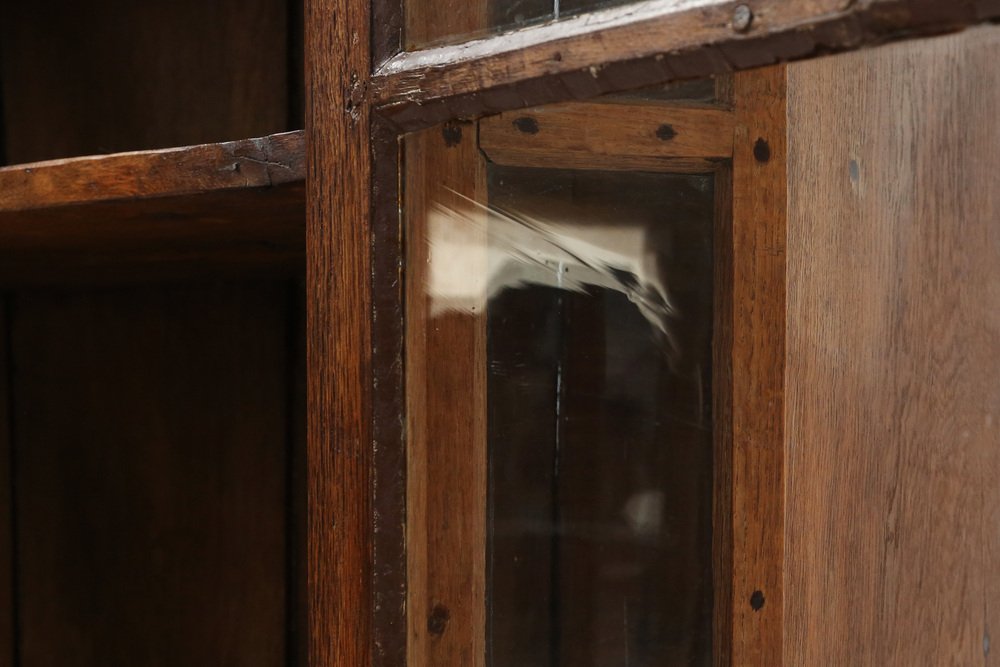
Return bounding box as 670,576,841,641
305,0,373,663
729,65,788,667
405,122,489,667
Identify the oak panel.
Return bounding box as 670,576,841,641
785,27,1000,665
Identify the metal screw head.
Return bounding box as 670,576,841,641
732,4,753,32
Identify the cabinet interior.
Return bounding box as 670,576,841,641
0,2,307,664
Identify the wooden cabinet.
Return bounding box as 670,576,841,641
2,1,999,665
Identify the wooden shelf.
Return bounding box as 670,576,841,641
0,131,305,285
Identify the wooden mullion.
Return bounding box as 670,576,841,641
305,0,373,664
373,0,1000,131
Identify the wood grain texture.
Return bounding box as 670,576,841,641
405,122,489,667
0,301,12,666
373,0,1000,131
0,132,305,284
784,26,1000,665
304,0,373,663
729,65,786,667
479,101,734,172
11,283,290,666
1,0,289,163
0,131,304,213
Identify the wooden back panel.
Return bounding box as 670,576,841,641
5,281,297,666
1,0,292,164
785,26,1000,665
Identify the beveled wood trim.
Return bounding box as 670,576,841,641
0,131,304,213
305,0,372,664
373,0,1000,131
728,65,787,666
479,101,734,172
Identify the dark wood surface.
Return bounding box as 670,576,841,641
479,101,734,173
0,185,305,286
304,0,373,664
1,0,290,164
784,27,1000,664
0,302,13,666
371,119,407,667
10,282,293,666
729,65,787,667
373,0,1000,131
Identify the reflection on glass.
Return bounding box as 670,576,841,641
484,168,714,667
421,165,715,665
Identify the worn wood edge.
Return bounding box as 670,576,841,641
371,118,407,667
479,101,735,170
305,0,373,662
0,131,305,213
729,64,787,666
373,0,1000,131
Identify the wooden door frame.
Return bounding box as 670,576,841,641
304,1,1000,665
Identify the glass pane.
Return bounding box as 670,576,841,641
404,113,716,666
485,167,714,666
408,0,649,49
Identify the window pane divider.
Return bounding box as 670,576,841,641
371,0,1000,132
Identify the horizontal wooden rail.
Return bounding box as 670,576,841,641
479,101,734,172
373,0,1000,131
0,131,304,212
0,132,305,284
